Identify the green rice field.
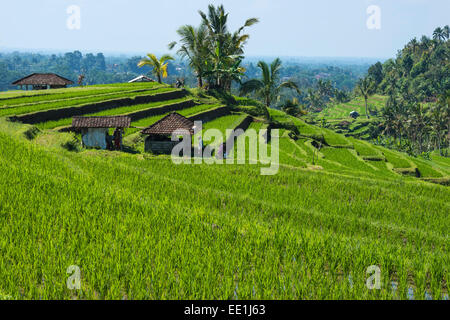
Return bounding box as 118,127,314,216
0,83,448,300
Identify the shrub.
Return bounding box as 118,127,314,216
23,127,40,140
61,138,81,152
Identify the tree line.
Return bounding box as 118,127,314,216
359,26,449,156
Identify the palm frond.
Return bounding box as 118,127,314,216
270,58,282,82
160,54,174,64
168,41,177,50
257,61,271,86
237,18,260,34
279,80,301,95
239,79,264,96
161,64,168,78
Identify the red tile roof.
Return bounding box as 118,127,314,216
141,112,194,135
12,73,74,86
72,116,131,128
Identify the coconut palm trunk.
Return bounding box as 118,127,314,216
357,77,375,119
364,96,369,119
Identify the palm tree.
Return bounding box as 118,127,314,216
443,25,450,40
281,98,307,117
137,53,174,84
198,4,258,90
437,90,450,151
430,103,446,155
420,35,433,52
433,27,445,42
239,58,301,120
305,88,322,112
408,38,419,55
169,25,208,88
357,76,376,119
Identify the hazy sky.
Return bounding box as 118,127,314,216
0,0,448,58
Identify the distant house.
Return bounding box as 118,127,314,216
72,116,131,150
141,112,194,154
12,73,74,90
128,75,155,83
350,111,360,119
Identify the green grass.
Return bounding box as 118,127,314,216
0,85,448,300
0,83,163,107
373,147,412,169
0,129,448,299
319,95,387,119
36,97,193,130
349,138,381,157
0,87,177,117
201,114,248,147
0,82,161,100
320,147,378,174
409,158,444,178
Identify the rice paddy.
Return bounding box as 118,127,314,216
0,83,448,300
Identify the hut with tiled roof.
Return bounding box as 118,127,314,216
12,73,74,90
141,112,195,154
128,75,155,83
72,116,131,150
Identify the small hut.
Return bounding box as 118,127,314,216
128,75,155,83
141,112,194,154
349,111,360,119
72,116,131,150
12,73,74,90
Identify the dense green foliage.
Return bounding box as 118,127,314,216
240,58,301,119
169,4,258,92
312,27,449,158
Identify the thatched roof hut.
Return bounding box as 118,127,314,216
72,116,131,129
72,116,131,150
12,73,74,90
141,112,194,135
141,112,194,153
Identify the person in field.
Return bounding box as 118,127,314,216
105,132,113,151
113,128,122,151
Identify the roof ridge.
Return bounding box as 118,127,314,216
141,112,194,135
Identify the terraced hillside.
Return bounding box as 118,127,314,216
310,95,388,140
319,95,387,120
0,84,449,300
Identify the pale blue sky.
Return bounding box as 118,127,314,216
0,0,448,58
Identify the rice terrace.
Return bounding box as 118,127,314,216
0,1,449,303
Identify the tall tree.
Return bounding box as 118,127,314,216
443,25,450,40
357,76,376,119
433,27,445,42
430,103,446,155
198,4,258,90
169,24,209,88
368,62,383,88
137,53,174,84
239,58,301,120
